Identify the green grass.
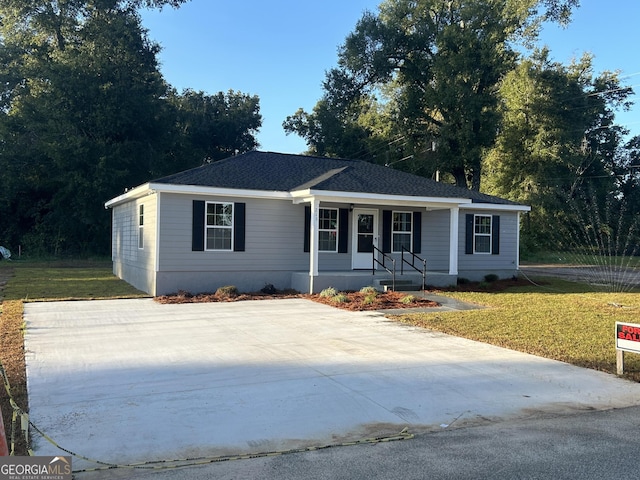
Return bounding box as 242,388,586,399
0,259,147,301
392,277,640,382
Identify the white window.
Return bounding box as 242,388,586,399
474,215,492,254
206,202,233,250
392,211,412,252
138,204,144,249
318,208,338,252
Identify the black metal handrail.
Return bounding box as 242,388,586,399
372,245,395,291
401,246,427,290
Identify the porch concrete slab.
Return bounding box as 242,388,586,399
24,298,640,472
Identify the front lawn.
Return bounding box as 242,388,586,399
0,259,147,301
391,277,640,382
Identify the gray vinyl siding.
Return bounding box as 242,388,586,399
368,208,450,273
457,209,519,279
111,195,157,294
154,195,357,294
110,190,522,294
158,193,309,271
423,209,451,271
157,195,355,273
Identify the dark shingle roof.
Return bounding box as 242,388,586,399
153,151,521,206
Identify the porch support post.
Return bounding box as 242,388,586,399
309,198,320,294
449,206,459,275
516,211,521,269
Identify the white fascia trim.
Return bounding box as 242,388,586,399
291,189,472,208
148,183,291,200
105,183,152,209
105,183,291,209
460,203,531,212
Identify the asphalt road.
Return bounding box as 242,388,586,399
519,264,640,290
82,405,640,479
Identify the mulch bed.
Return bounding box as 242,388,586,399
155,289,302,304
306,291,439,311
155,289,440,311
154,278,527,310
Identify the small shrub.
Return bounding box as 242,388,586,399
359,286,378,294
216,285,239,298
363,293,377,305
331,293,350,303
320,287,338,297
261,284,277,294
477,281,490,290
484,274,499,283
401,294,417,304
457,277,470,285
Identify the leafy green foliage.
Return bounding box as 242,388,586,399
482,50,635,253
0,1,262,255
168,89,261,164
286,0,580,189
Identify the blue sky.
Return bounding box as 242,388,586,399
141,0,640,154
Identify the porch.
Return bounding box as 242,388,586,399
291,270,457,294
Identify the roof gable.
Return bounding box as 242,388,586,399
152,150,523,206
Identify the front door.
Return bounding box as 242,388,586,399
352,208,378,269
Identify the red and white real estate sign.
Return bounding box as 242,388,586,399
616,322,640,354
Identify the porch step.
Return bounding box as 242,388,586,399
376,279,423,292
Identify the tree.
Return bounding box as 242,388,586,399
0,2,175,253
482,50,634,252
286,0,578,190
0,1,262,255
168,89,262,165
283,68,394,161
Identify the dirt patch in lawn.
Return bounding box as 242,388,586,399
156,289,440,311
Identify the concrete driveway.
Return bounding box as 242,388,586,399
24,298,640,473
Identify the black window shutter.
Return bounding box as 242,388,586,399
465,214,474,254
382,210,392,253
192,200,205,251
412,211,422,254
492,215,500,255
303,206,311,253
234,202,246,252
338,208,349,253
